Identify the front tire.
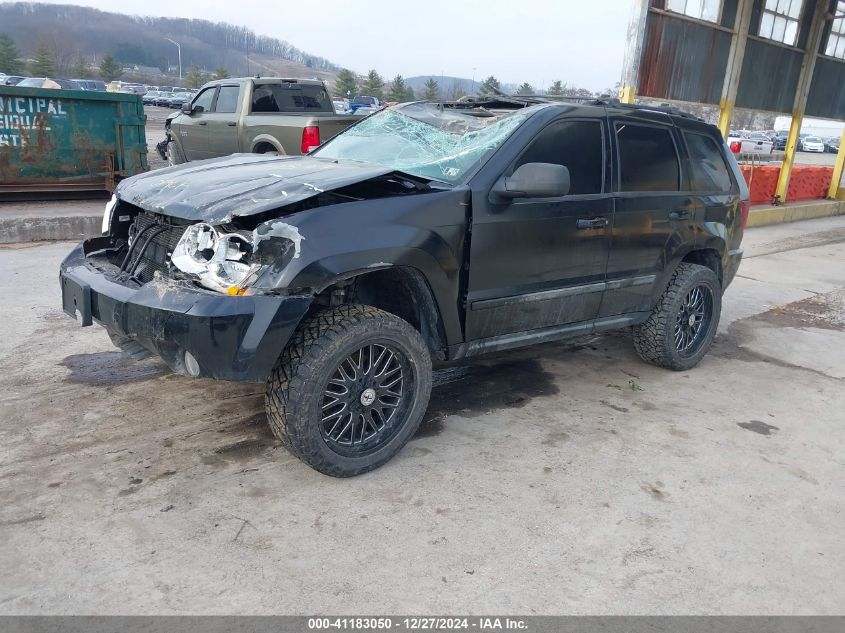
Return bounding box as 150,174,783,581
265,304,432,477
632,263,721,371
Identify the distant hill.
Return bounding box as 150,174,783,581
0,2,342,82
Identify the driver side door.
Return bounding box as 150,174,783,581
176,86,217,161
465,118,613,342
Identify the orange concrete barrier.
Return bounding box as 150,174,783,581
739,164,834,204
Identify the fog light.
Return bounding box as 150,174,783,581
184,351,201,377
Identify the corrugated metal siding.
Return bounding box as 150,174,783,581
735,38,803,112
637,12,732,105
807,58,845,120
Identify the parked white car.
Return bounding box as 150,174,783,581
727,131,773,155
800,136,825,152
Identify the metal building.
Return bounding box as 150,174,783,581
620,0,845,202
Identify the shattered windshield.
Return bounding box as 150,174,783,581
313,102,530,183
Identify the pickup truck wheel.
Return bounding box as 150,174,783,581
166,141,183,166
265,304,432,477
632,263,721,371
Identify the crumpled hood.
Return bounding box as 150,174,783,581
116,154,396,224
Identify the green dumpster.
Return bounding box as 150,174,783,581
0,86,148,194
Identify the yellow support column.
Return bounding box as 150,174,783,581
828,128,845,200
775,112,804,204
619,85,636,105
717,100,735,139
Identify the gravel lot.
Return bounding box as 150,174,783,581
1,215,844,615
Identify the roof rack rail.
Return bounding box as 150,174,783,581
594,98,704,121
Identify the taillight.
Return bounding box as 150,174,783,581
301,126,320,154
730,141,742,154
739,200,750,237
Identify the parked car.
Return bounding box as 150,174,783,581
727,130,774,155
350,95,383,113
772,131,789,150
61,99,748,476
800,136,826,152
153,92,175,107
159,77,358,164
1,75,26,86
16,77,81,90
73,79,107,91
332,97,352,114
142,90,162,105
165,91,192,108
824,137,840,153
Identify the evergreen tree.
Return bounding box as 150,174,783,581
99,54,122,81
388,75,410,102
423,77,439,101
212,66,230,80
185,65,207,89
334,69,357,97
516,82,534,95
404,85,416,101
0,34,24,75
71,55,91,79
359,69,384,100
547,80,564,96
477,75,501,95
30,43,56,77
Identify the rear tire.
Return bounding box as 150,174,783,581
265,304,432,477
632,263,721,371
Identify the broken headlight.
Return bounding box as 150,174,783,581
171,223,260,294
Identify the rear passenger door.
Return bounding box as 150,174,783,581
178,87,217,161
204,85,242,157
600,118,692,318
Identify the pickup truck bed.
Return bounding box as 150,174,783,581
163,77,357,163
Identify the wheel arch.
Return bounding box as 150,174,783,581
311,265,450,360
250,135,285,155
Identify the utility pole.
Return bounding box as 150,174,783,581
165,38,181,81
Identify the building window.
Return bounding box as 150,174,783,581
825,1,845,59
759,0,802,46
665,0,722,23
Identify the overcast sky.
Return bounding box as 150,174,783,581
36,0,632,91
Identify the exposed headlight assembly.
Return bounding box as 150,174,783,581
171,223,260,294
101,194,118,234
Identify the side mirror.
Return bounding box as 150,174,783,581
181,102,193,114
492,163,571,200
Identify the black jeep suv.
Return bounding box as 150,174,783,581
60,98,748,476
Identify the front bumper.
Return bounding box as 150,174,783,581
59,241,311,382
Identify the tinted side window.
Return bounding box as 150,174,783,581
616,123,680,192
192,88,216,113
214,86,240,113
684,132,733,192
515,120,604,195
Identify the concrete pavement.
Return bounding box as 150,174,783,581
0,216,843,614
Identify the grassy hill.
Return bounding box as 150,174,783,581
0,2,341,83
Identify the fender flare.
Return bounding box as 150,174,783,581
250,134,286,155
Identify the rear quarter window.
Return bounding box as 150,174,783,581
683,131,733,192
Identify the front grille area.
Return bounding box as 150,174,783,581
126,212,187,284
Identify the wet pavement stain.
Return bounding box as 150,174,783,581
60,352,166,385
422,359,560,435
738,420,779,436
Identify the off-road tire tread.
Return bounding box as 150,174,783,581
632,263,720,371
265,304,431,477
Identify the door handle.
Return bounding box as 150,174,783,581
198,121,207,126
669,209,691,220
227,121,236,126
576,217,609,230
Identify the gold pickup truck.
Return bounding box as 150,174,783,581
159,77,357,164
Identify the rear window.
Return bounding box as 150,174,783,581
251,84,333,113
683,131,733,192
616,123,680,192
